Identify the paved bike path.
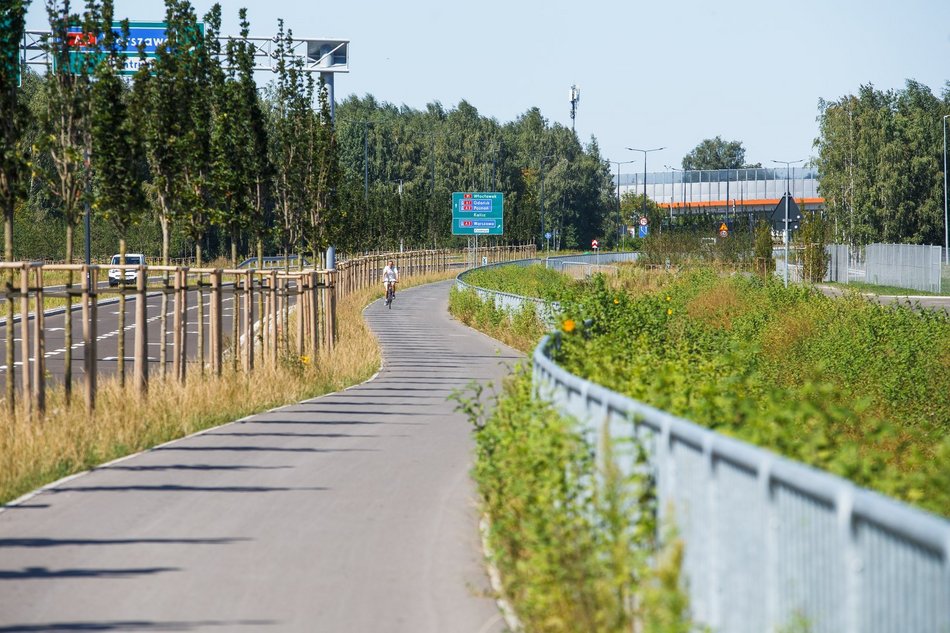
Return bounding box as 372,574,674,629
0,280,521,632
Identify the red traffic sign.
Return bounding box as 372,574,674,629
591,239,599,249
639,216,649,226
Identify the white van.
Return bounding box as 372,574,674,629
108,253,146,286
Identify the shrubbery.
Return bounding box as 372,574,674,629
457,370,693,633
555,270,950,515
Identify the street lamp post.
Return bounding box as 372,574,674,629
626,146,666,226
665,164,683,226
610,160,636,247
772,159,804,287
540,154,555,252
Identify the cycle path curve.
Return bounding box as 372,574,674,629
0,279,520,632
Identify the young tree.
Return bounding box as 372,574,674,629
174,1,215,266
89,6,144,386
269,21,309,267
798,211,830,283
0,0,31,410
210,11,249,267
35,0,102,401
754,219,775,277
302,80,341,263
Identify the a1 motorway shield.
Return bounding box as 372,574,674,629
452,192,504,235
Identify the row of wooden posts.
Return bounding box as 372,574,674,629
1,245,536,418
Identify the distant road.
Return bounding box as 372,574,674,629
0,284,263,386
0,280,518,632
817,284,950,311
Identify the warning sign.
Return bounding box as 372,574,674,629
719,222,729,238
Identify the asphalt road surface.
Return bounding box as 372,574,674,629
0,280,519,632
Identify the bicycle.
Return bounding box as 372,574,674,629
385,281,396,308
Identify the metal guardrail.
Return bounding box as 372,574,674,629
533,336,950,633
459,255,950,632
454,252,639,326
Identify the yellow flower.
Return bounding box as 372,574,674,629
667,308,672,316
666,296,671,301
613,298,619,304
562,319,576,333
300,355,311,365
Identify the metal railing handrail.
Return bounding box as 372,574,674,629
532,333,950,631
533,335,950,552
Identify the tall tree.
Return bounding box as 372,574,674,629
815,80,948,246
174,1,215,266
35,0,101,402
89,5,144,387
682,136,755,170
0,0,31,411
269,21,309,266
302,80,341,262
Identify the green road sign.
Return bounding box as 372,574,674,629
65,21,203,76
452,191,504,235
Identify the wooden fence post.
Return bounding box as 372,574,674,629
134,265,148,399
268,271,278,364
82,265,97,414
33,266,45,416
210,270,222,377
309,271,319,358
244,270,254,371
19,265,31,417
196,271,204,374
295,274,304,358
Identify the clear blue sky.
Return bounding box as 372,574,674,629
24,0,950,172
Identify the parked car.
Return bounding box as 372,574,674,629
108,253,146,287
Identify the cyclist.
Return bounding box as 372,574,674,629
382,259,399,303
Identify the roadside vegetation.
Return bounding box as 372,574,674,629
452,262,950,516
456,370,693,633
0,270,454,506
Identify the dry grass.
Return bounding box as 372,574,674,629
0,268,457,505
610,264,680,297
685,281,743,330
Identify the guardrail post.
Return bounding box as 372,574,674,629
32,265,45,416
134,265,148,399
19,265,31,417
210,270,222,377
82,265,97,414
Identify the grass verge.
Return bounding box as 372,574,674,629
448,284,547,352
0,269,456,506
